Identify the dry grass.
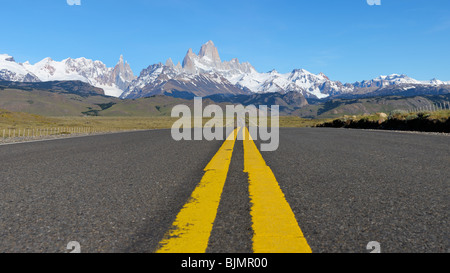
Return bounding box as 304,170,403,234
0,109,178,138
0,108,330,139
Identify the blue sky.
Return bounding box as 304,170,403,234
1,0,449,83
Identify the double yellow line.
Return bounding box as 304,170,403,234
156,127,311,253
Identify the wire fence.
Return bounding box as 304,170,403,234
391,101,450,115
0,127,124,140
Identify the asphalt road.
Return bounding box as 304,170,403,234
0,128,448,253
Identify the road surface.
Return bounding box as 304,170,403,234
0,128,448,253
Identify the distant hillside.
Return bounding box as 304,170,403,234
297,94,450,119
1,79,449,119
0,87,117,116
205,91,308,115
0,87,237,117
334,84,450,99
99,96,195,116
0,80,106,97
100,95,241,117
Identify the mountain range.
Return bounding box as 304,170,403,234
1,40,449,101
0,53,135,97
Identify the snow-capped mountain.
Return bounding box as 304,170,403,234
228,68,354,99
0,54,40,82
2,41,449,100
353,74,423,88
122,61,247,99
122,40,354,99
0,54,135,97
177,41,353,99
182,41,255,76
348,74,450,97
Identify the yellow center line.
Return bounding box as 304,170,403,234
156,128,239,253
243,127,312,253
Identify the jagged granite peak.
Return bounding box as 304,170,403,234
175,61,182,71
318,72,330,80
123,55,250,99
122,41,261,99
184,48,197,60
180,41,256,76
182,49,197,74
2,45,450,100
112,55,135,92
198,40,221,64
123,41,349,99
165,58,174,67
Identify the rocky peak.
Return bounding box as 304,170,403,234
318,72,330,80
165,58,174,67
182,49,197,74
112,55,135,90
198,40,221,64
175,61,182,70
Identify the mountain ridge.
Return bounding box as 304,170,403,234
120,41,450,100
1,41,449,100
0,54,136,97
